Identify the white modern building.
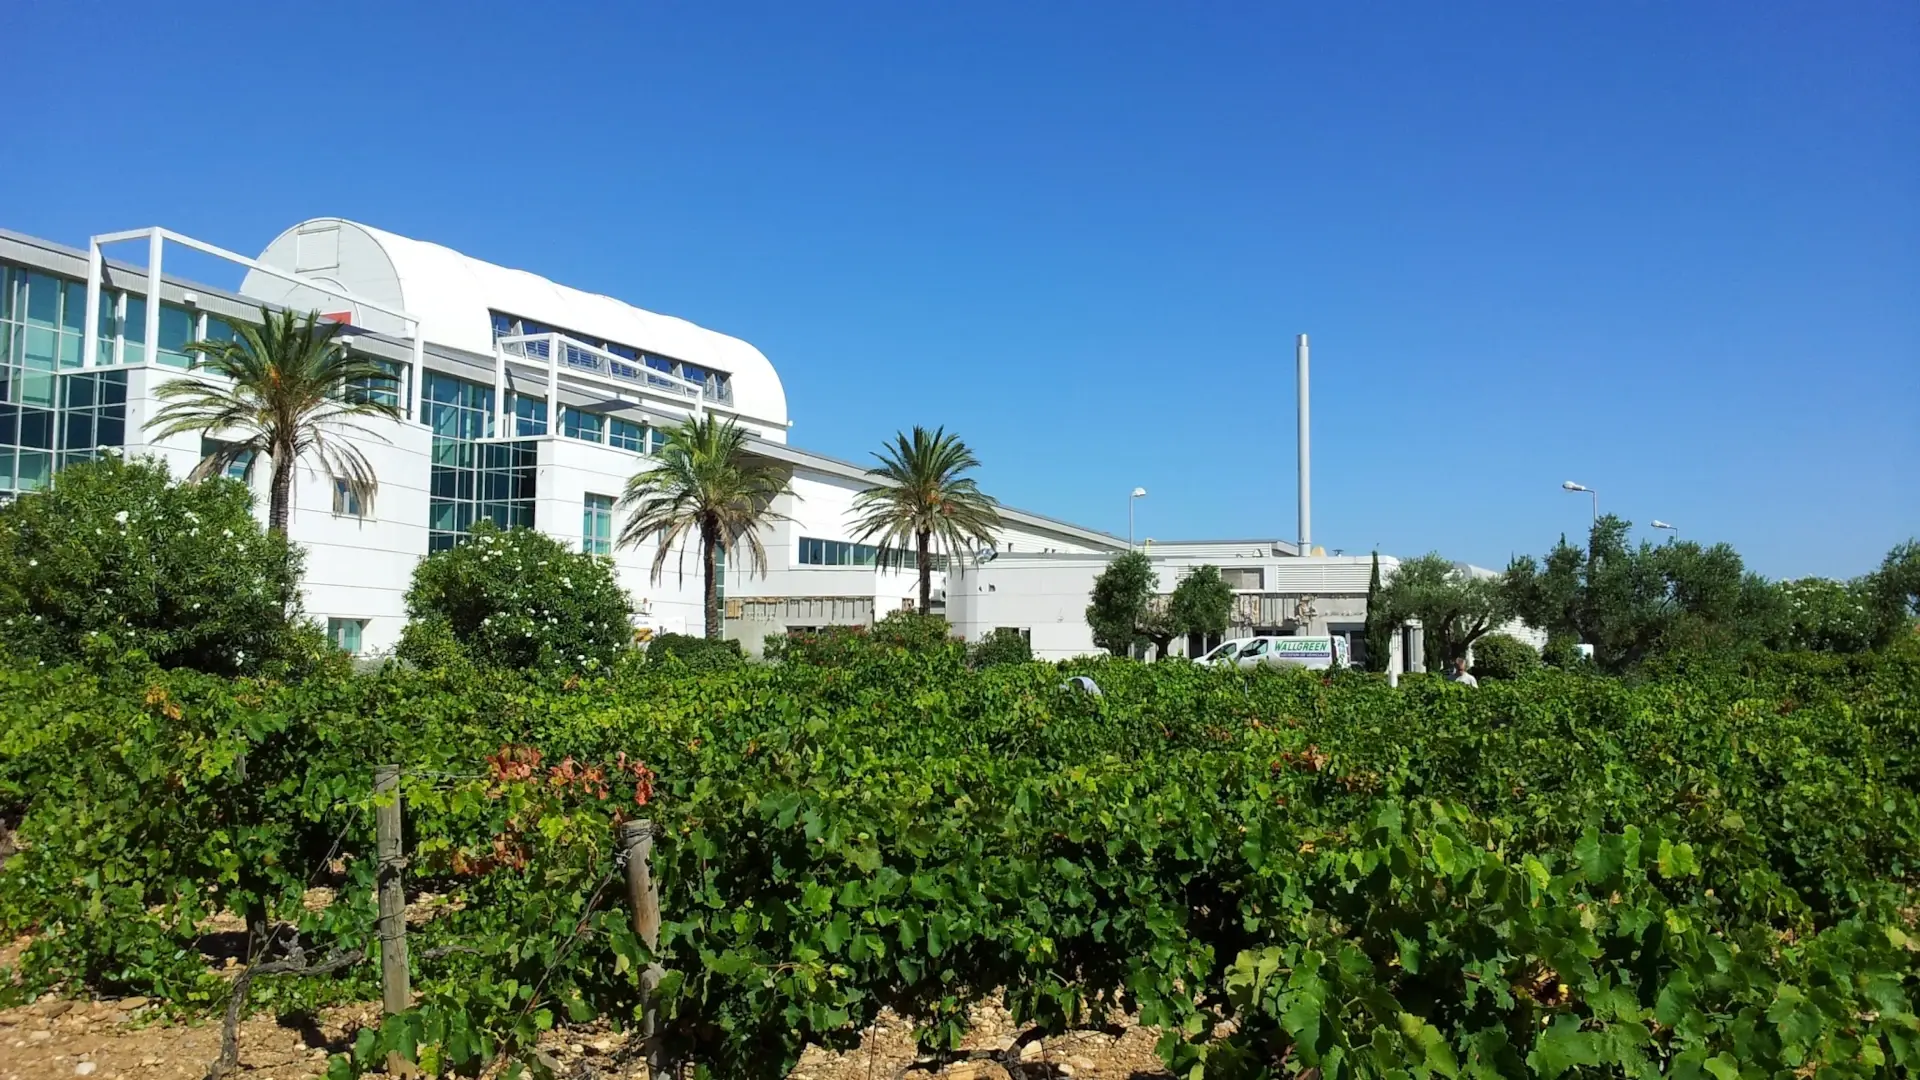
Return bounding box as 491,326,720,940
0,218,1419,662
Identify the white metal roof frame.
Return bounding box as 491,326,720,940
85,227,429,417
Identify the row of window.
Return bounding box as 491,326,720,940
1,265,232,370
0,368,127,495
796,536,950,572
489,310,734,405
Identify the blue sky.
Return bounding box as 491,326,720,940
6,2,1914,579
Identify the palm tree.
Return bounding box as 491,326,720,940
618,414,793,639
851,426,1002,615
144,306,403,535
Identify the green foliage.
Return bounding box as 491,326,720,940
766,612,963,667
617,415,792,639
393,614,471,673
1169,564,1233,644
1362,551,1393,673
762,624,869,666
1085,551,1156,656
1777,576,1880,653
850,427,1001,615
1468,631,1538,680
4,638,1919,1079
1380,553,1509,668
869,610,959,652
1867,539,1920,648
145,305,404,534
400,522,631,674
644,632,743,672
1506,515,1786,674
969,628,1032,669
1540,632,1585,669
0,456,308,677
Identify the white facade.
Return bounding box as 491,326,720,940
0,221,1129,656
948,549,1414,668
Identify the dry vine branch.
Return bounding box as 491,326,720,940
205,947,366,1080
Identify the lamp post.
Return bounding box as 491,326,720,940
1129,488,1147,549
1562,481,1597,522
1651,520,1678,542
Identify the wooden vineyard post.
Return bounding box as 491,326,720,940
374,765,411,1072
619,819,667,1079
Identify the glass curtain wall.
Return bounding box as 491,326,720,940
424,371,536,552
0,264,129,495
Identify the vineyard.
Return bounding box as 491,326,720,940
2,642,1918,1079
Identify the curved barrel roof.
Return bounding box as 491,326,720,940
240,218,788,430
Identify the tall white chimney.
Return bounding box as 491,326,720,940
1296,333,1311,557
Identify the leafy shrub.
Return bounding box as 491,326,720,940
868,610,959,653
1541,632,1584,669
1469,631,1538,680
400,522,631,673
1776,576,1880,653
645,632,743,671
766,611,963,667
969,627,1032,668
763,624,870,666
393,614,472,673
0,456,306,676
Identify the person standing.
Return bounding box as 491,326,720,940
1449,657,1478,687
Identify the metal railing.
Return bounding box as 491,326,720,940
495,332,733,405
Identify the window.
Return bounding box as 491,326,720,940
0,265,129,496
424,371,493,440
423,372,535,552
333,478,369,517
121,295,148,365
1220,567,1263,591
510,394,548,436
797,536,947,571
199,437,255,482
428,440,535,553
487,310,733,403
156,304,195,369
993,627,1032,643
327,618,365,654
582,493,614,556
562,407,604,442
609,416,645,451
345,358,404,409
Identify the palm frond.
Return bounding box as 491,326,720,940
616,414,796,585
851,425,1002,572
144,305,406,530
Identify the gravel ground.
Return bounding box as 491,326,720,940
0,995,1172,1080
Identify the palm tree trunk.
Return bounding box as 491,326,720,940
917,529,931,615
702,522,722,640
268,451,294,536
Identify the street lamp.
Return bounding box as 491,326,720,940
1651,520,1678,542
1129,487,1147,549
1561,481,1598,522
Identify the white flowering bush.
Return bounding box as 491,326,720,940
0,455,308,675
399,521,632,673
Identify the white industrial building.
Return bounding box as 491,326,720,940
0,219,1425,667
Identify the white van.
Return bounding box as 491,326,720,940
1226,635,1350,671
1198,638,1254,665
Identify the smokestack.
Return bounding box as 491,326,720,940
1296,333,1311,558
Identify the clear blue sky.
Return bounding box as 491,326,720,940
6,2,1915,579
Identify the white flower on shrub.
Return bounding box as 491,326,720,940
114,510,129,525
